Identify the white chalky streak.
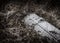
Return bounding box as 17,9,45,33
23,13,60,41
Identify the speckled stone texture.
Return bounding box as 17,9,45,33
0,0,60,43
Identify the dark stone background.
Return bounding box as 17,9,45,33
0,0,60,10
0,0,60,43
